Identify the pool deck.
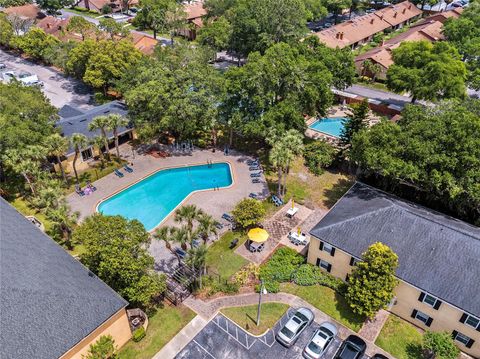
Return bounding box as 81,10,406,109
67,146,268,228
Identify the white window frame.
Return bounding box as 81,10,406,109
414,310,430,324
318,259,331,271
454,332,471,346
323,243,333,255
422,293,439,308
465,314,480,329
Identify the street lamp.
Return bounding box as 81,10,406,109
256,279,267,326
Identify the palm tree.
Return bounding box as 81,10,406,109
47,133,69,183
90,136,106,163
197,213,218,244
171,226,190,251
154,226,184,266
4,146,46,196
106,114,129,159
185,245,208,289
174,204,204,246
70,133,88,186
281,130,304,197
88,116,111,161
46,202,79,250
269,143,288,197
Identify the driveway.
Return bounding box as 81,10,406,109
175,310,364,359
343,84,413,109
0,48,93,109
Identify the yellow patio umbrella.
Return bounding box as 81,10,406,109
292,199,295,209
248,228,269,243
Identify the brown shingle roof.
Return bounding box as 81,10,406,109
314,1,422,49
184,1,206,20
131,33,159,55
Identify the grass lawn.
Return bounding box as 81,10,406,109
10,197,54,234
281,283,364,332
375,315,423,359
118,305,196,359
206,231,249,280
63,8,100,18
265,157,354,210
221,303,289,335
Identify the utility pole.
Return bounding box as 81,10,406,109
256,279,265,326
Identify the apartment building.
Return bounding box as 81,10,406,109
307,182,480,357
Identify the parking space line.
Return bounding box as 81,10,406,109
192,339,216,359
212,315,254,350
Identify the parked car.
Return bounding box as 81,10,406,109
335,335,367,359
303,322,338,359
276,308,314,347
0,63,6,69
324,22,333,28
372,354,388,359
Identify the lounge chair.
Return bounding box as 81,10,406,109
249,166,261,171
86,181,97,192
272,194,283,205
252,178,260,184
229,238,239,249
192,239,200,248
75,185,85,196
250,173,261,178
114,169,124,178
222,213,234,222
249,193,258,199
174,247,187,259
123,164,134,173
247,159,258,166
215,222,224,230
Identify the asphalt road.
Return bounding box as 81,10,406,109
0,48,93,109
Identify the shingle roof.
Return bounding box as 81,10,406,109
310,182,480,317
0,198,128,359
56,101,130,155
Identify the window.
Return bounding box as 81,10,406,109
318,241,335,256
418,292,442,310
411,309,432,327
316,258,332,273
81,147,93,162
454,332,471,346
349,257,359,266
461,313,480,329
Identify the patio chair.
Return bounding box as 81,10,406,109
250,173,261,178
249,193,258,199
114,169,124,178
252,178,261,184
192,239,200,248
215,222,224,230
75,185,85,196
222,213,234,222
86,181,97,192
229,238,239,249
174,247,187,259
123,164,134,173
247,159,258,166
249,166,261,171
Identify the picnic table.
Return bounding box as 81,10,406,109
288,232,308,246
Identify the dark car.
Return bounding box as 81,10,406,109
372,355,388,359
335,335,367,359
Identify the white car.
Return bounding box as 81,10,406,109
276,308,314,347
303,322,338,359
2,71,43,87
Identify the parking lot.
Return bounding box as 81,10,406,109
0,48,93,109
176,309,369,359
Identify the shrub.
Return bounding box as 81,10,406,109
292,264,321,286
317,271,346,294
101,4,112,13
422,331,460,359
132,327,146,342
234,263,259,286
303,140,336,175
73,6,88,11
260,247,304,282
85,335,116,358
205,277,240,296
232,198,266,228
256,280,279,293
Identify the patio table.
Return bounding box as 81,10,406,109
286,207,299,218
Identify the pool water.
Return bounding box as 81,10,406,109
309,117,347,138
97,162,233,231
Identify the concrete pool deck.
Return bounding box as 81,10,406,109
67,146,268,227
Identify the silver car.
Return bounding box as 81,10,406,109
303,322,338,359
276,308,314,347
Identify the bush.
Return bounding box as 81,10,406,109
73,6,88,11
292,264,321,286
256,280,279,293
205,276,240,297
234,263,259,286
232,198,266,228
260,247,304,282
101,4,112,13
132,327,146,342
303,140,336,176
422,331,460,359
317,271,347,294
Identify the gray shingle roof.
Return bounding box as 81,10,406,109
0,198,128,359
56,101,131,155
310,182,480,317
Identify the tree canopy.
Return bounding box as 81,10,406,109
232,198,266,228
422,331,460,359
36,0,74,13
351,99,480,224
346,242,399,319
74,214,166,309
386,41,467,102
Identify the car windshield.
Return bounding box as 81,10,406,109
321,328,333,337
18,73,31,78
341,343,360,359
308,341,322,354
280,326,294,338
296,312,308,322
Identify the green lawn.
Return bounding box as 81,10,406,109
206,231,249,280
221,303,289,335
10,197,54,234
118,305,196,359
375,315,423,359
281,283,365,332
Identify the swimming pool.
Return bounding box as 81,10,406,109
97,162,233,231
309,117,347,138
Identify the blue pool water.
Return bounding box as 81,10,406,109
97,163,233,231
309,117,347,138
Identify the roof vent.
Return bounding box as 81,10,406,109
80,118,87,122
104,110,110,114
88,271,95,277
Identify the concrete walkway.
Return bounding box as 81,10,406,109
358,309,390,342
168,292,394,359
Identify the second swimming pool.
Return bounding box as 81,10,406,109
309,117,347,138
97,162,233,231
